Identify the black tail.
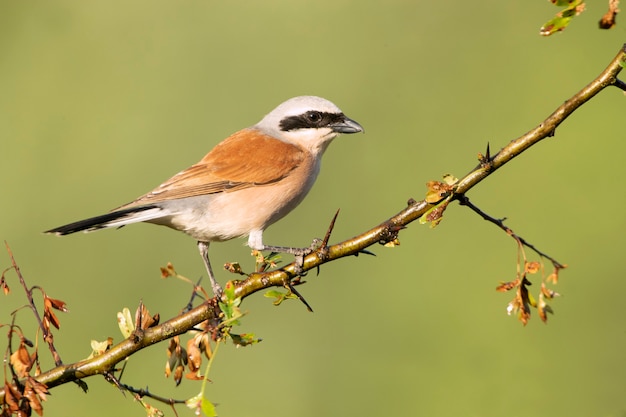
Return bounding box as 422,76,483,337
45,205,157,236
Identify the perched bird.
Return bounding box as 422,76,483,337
46,96,364,296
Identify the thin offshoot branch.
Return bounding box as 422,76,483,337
458,195,566,270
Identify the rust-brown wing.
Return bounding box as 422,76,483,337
118,129,306,209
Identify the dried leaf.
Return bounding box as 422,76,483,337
419,202,449,228
25,377,49,402
165,336,187,385
224,262,244,275
186,338,202,374
541,283,560,299
599,0,619,29
23,377,48,417
1,275,9,295
4,382,22,413
517,283,532,326
425,180,453,203
496,278,520,292
160,262,176,278
524,261,541,274
546,271,559,284
43,296,62,330
10,343,34,378
173,364,184,386
134,303,159,330
47,297,68,312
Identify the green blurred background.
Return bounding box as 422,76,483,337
1,1,625,416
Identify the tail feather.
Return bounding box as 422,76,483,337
45,205,162,236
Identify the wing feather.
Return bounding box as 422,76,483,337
119,129,306,208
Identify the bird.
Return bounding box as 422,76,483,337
45,96,364,296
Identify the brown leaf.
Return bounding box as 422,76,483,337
186,338,202,374
10,343,34,378
496,278,520,292
4,382,22,413
546,271,559,284
160,262,176,278
23,377,47,417
517,284,531,326
43,297,62,330
25,377,49,402
134,302,159,330
165,336,187,384
1,276,9,295
425,181,453,203
541,283,560,299
424,202,449,226
199,334,213,360
185,370,204,381
224,262,244,274
524,261,541,274
46,296,68,312
537,292,555,323
599,0,619,29
173,365,184,386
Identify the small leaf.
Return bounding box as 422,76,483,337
442,174,458,186
223,262,244,275
117,308,135,338
10,343,34,378
231,333,261,347
160,262,177,278
524,261,541,274
223,281,237,302
1,268,11,294
186,393,218,417
541,282,560,299
264,290,298,306
540,0,586,36
496,278,520,292
383,238,400,247
134,303,159,330
87,338,113,359
201,397,218,417
43,296,64,329
419,202,449,228
47,297,68,312
186,338,203,374
425,180,453,203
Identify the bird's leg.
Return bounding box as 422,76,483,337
197,241,223,297
248,231,321,275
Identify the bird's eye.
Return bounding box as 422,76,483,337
306,111,322,123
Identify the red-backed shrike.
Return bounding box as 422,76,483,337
46,96,363,295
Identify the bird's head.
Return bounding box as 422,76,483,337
255,96,364,155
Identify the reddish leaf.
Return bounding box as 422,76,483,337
496,278,520,292
186,338,202,374
10,343,34,378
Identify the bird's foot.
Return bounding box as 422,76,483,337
258,238,323,276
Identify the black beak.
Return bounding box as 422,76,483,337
332,116,364,134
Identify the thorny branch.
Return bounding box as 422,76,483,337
457,195,566,270
1,44,625,408
232,43,626,300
